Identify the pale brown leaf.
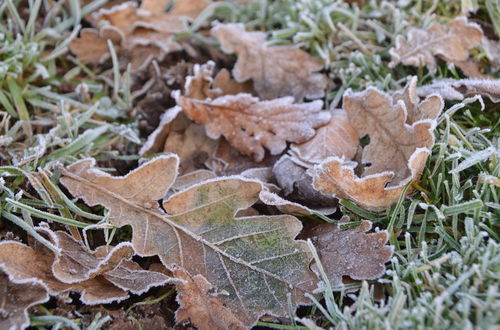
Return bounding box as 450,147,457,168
291,109,358,164
0,228,171,305
389,17,483,69
68,27,122,64
211,23,328,101
0,266,49,330
416,78,500,103
311,149,430,211
310,79,443,211
174,92,330,161
60,156,317,326
310,218,393,287
174,267,246,330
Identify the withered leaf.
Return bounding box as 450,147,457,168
417,78,500,103
310,219,393,287
60,155,317,326
291,109,358,164
0,229,171,305
259,190,335,216
68,27,122,64
310,79,443,211
174,267,246,330
389,17,483,69
0,266,49,330
212,23,328,101
175,92,330,161
311,150,429,212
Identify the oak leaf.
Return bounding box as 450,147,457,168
174,267,246,330
310,79,443,211
211,23,328,101
417,78,500,103
310,218,393,287
389,17,483,70
68,27,122,64
174,92,330,161
0,266,49,330
0,229,170,305
60,155,318,327
291,109,358,164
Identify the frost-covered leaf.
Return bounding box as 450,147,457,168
291,109,358,164
417,78,500,103
310,218,393,287
69,27,122,64
483,38,500,68
389,17,483,69
0,266,49,330
174,92,330,161
0,229,170,305
174,267,246,330
212,23,328,101
72,0,210,70
60,156,317,326
310,79,443,211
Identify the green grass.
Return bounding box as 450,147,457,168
0,0,498,329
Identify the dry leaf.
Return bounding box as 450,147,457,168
389,17,483,70
174,267,246,330
310,218,393,287
174,92,330,161
291,109,358,164
211,23,328,101
72,0,210,70
68,27,122,64
60,155,317,326
0,266,49,330
310,79,443,211
0,229,171,305
259,190,334,216
417,78,500,103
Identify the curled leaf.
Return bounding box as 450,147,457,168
212,23,328,101
310,79,443,211
0,266,49,330
60,156,318,326
389,17,483,69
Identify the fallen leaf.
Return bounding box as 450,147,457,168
60,155,317,326
259,190,334,216
0,266,49,330
0,228,171,305
212,23,328,101
389,17,483,70
291,109,359,164
68,27,122,64
310,150,430,211
310,79,443,211
174,267,246,330
417,78,500,103
482,38,500,68
309,218,393,287
174,91,330,161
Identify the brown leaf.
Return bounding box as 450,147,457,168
60,156,317,326
417,78,500,103
291,109,358,164
259,190,335,216
0,229,171,305
0,266,49,330
310,218,393,287
389,17,483,69
68,27,122,64
174,267,246,330
211,23,328,101
311,149,429,211
310,79,443,211
175,92,330,161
